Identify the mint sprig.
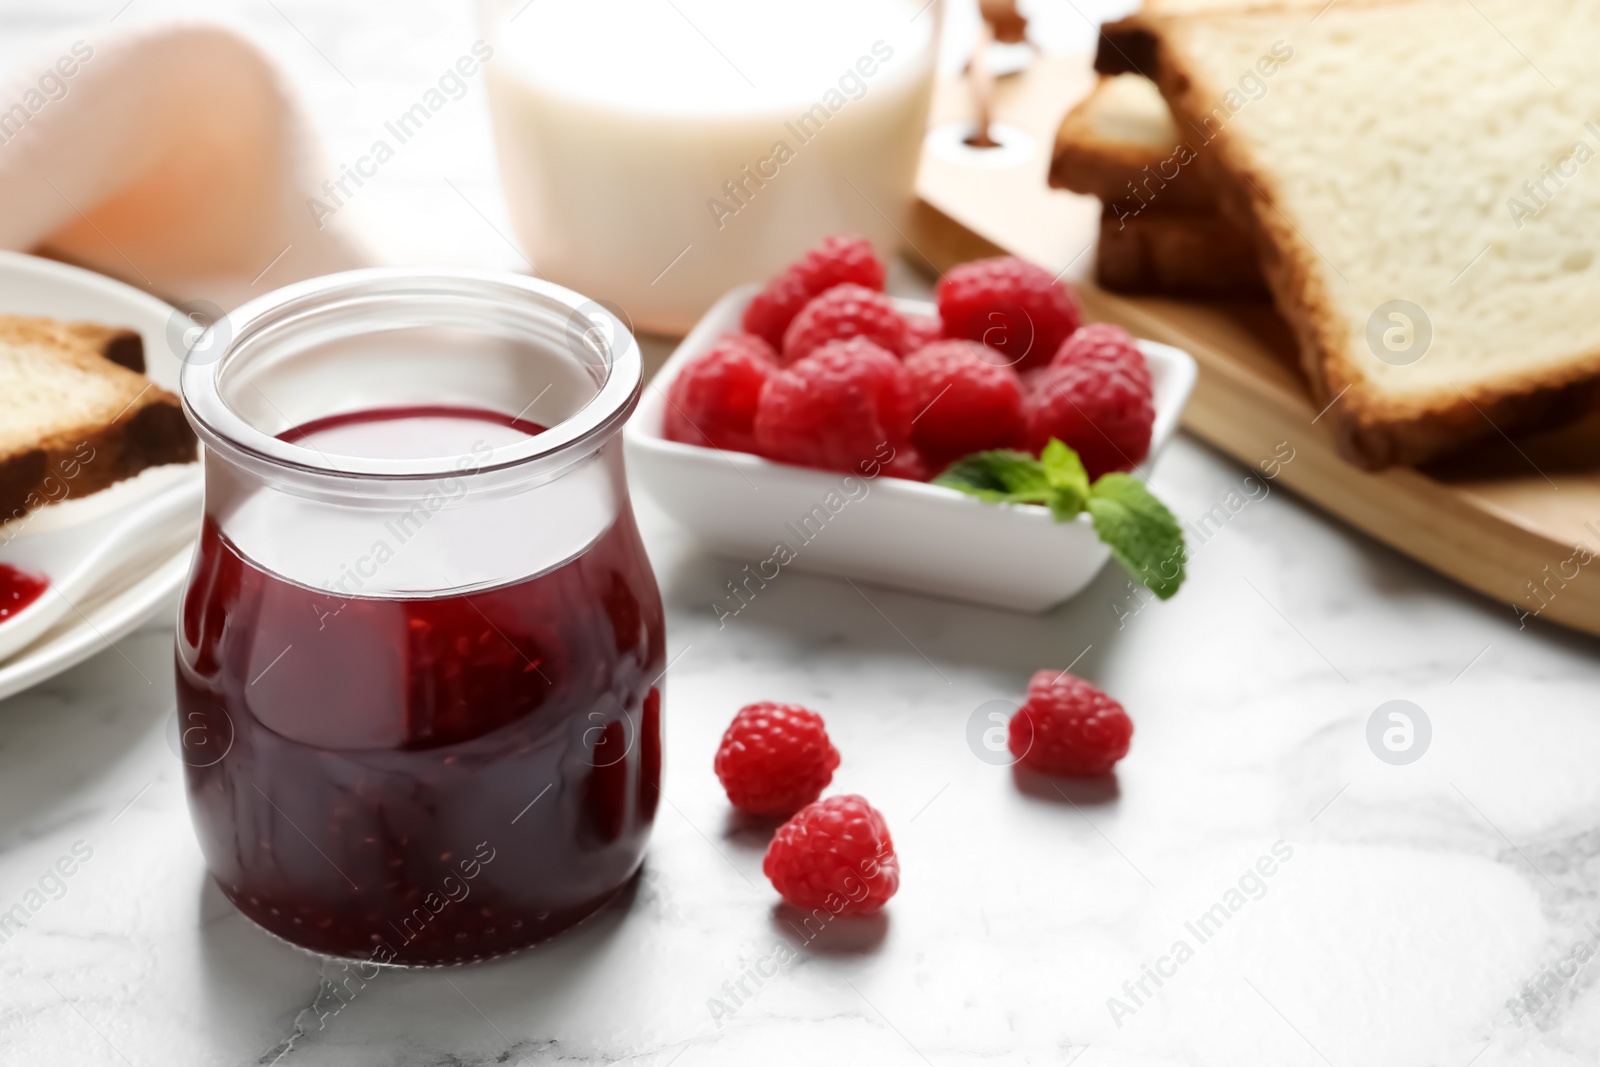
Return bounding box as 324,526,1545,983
934,440,1186,600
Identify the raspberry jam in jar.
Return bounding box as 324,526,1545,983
176,270,663,965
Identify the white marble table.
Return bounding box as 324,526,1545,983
4,2,1600,1065
5,442,1600,1066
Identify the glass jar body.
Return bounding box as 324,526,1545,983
173,270,662,965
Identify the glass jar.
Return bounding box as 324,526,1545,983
174,269,665,966
480,0,942,334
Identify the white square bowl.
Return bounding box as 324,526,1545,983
624,285,1197,613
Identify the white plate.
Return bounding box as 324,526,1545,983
625,285,1197,613
0,252,199,701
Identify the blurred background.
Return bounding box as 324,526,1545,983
0,0,1133,275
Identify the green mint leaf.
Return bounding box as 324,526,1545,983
1044,488,1084,523
935,442,1096,522
934,449,1053,503
1087,473,1187,599
1038,439,1090,515
938,442,1186,602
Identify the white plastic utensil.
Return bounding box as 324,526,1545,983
0,476,203,662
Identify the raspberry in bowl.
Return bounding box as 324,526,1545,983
903,340,1028,470
937,256,1083,372
625,245,1197,613
754,338,914,472
743,235,888,349
781,284,909,365
661,333,777,454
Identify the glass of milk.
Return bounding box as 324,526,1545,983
482,0,941,334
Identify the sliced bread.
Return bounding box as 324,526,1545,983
1094,0,1327,77
1051,75,1262,297
1096,205,1267,298
1144,0,1600,468
0,316,196,524
1049,74,1217,211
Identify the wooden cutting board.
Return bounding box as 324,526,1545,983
911,53,1600,637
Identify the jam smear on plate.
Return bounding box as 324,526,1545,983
0,564,48,622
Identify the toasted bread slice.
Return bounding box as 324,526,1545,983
1050,73,1218,211
1094,0,1326,76
1068,3,1332,201
1096,205,1267,298
1096,13,1161,77
53,321,148,373
1145,0,1600,468
1050,75,1262,297
1097,3,1242,76
0,316,196,523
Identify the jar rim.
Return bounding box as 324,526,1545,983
179,268,641,481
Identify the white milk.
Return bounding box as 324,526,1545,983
484,0,939,334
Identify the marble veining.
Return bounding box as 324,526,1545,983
1,435,1599,1065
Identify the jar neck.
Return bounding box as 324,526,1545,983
181,268,641,491
179,268,643,596
205,438,631,598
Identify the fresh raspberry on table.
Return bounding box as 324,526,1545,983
1009,670,1133,777
1026,361,1153,479
1052,323,1151,392
763,794,900,914
902,313,944,355
754,338,912,473
714,702,841,816
903,340,1027,470
742,236,886,349
781,284,908,365
937,256,1082,371
662,333,777,453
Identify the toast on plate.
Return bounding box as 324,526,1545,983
0,315,196,524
